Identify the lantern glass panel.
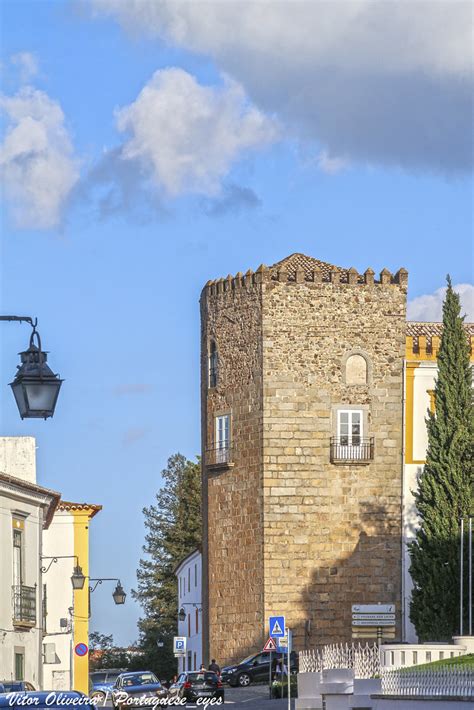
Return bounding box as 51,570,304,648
24,381,60,415
11,382,28,418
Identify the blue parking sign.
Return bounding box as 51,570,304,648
173,636,186,655
269,615,285,637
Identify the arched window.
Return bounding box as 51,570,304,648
345,354,368,385
208,341,218,388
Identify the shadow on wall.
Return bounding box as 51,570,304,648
297,501,401,651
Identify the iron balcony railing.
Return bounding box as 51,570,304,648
12,584,36,625
330,437,374,463
206,445,232,467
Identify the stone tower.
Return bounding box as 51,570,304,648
201,253,408,665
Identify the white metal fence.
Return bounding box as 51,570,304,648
299,643,381,678
381,667,474,697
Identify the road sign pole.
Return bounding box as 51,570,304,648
287,629,291,710
269,650,272,700
377,626,382,647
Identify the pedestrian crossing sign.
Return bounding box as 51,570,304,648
269,615,285,637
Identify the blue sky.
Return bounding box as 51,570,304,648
1,1,473,645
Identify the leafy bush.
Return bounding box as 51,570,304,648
271,676,298,698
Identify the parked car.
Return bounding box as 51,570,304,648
221,652,298,687
168,671,224,703
90,670,126,701
111,671,168,709
0,682,36,694
0,692,94,709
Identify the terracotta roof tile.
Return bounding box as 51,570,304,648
58,500,102,518
407,321,474,337
270,253,350,281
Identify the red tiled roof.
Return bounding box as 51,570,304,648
407,321,474,337
270,253,350,280
58,500,102,518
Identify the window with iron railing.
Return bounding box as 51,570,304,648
207,414,232,466
12,584,36,625
330,437,374,462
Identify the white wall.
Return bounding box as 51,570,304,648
402,363,438,643
0,438,43,688
0,437,37,483
176,551,202,673
42,510,75,690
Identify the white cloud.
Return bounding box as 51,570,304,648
0,87,79,229
92,0,474,173
11,52,39,82
317,150,349,175
407,284,474,322
115,68,278,196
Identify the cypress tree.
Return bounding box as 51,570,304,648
409,277,473,640
133,453,201,677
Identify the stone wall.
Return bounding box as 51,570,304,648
201,273,265,665
202,257,407,664
261,266,406,650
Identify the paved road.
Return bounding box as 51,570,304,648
101,684,294,710
206,684,294,710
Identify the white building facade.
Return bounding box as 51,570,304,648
0,438,59,688
175,549,202,673
0,437,101,693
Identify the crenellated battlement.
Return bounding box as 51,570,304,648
406,322,474,361
203,253,408,296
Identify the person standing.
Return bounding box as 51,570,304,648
209,659,221,675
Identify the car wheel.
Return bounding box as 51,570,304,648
91,692,106,703
237,673,251,687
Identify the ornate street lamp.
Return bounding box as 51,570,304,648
1,316,63,419
89,578,127,616
71,565,86,590
178,602,201,622
112,582,127,605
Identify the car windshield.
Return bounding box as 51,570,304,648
1,684,23,692
187,673,216,683
121,673,158,687
238,654,257,665
91,674,107,683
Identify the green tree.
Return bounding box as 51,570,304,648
409,277,474,640
133,453,201,678
89,632,131,670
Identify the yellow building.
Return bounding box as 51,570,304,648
43,502,102,693
402,321,474,641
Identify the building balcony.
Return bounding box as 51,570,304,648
206,445,233,471
12,584,36,628
330,437,374,464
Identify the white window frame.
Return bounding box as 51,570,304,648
215,414,230,464
337,410,363,446
215,414,230,449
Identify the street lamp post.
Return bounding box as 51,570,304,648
0,316,63,419
178,603,202,622
41,555,86,589
88,578,127,617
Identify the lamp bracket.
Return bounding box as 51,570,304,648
89,578,121,593
41,555,79,574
